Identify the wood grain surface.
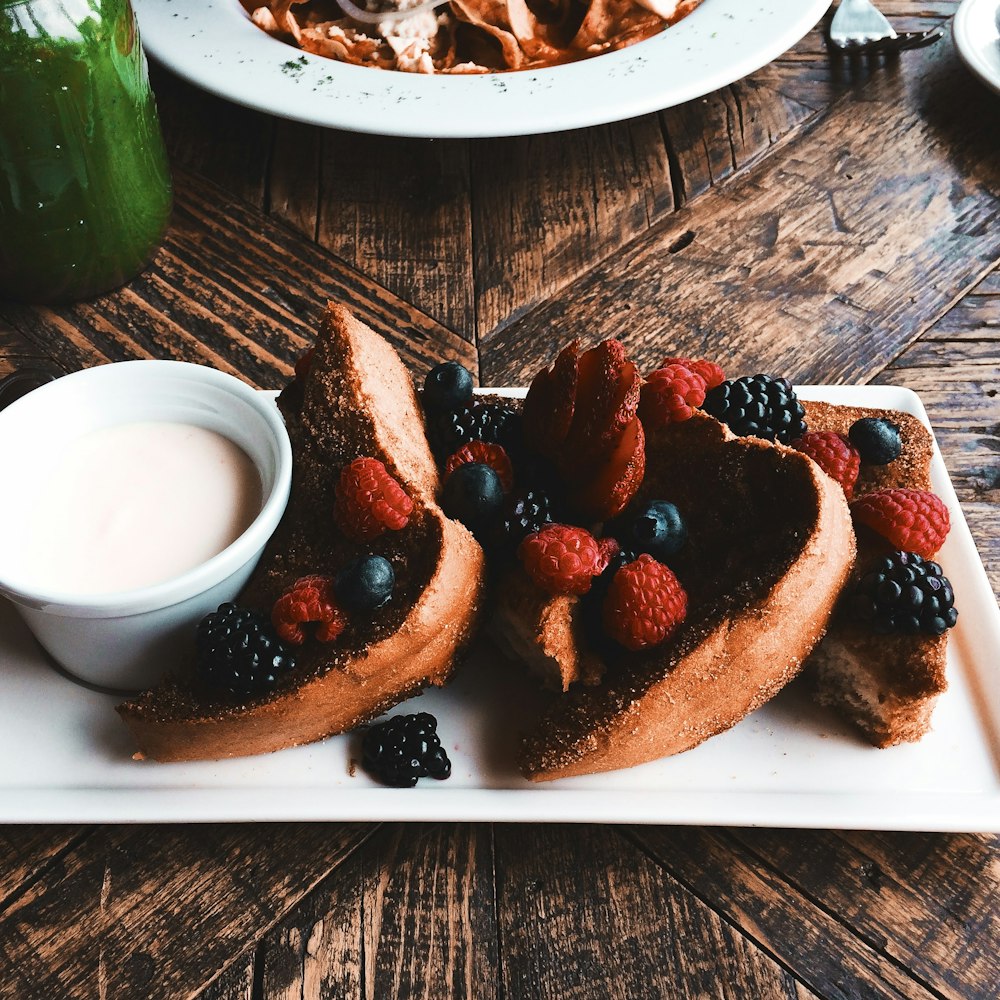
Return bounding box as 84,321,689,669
1,2,998,997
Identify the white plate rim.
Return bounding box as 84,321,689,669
133,0,832,138
0,384,998,830
953,0,1000,97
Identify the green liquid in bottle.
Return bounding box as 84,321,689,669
0,0,172,303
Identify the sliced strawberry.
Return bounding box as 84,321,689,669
562,340,640,470
572,415,645,521
523,339,579,456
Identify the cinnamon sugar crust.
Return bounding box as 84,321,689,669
802,400,947,747
517,413,856,781
117,304,486,761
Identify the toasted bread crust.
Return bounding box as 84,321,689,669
117,304,486,762
517,414,856,781
802,400,947,747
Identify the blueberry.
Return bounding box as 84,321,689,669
611,501,687,560
423,361,474,414
336,555,395,613
441,462,504,535
849,417,902,465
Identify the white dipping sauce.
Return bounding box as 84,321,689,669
22,421,262,595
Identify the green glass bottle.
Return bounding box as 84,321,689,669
0,0,172,303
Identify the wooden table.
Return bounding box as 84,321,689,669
1,2,998,996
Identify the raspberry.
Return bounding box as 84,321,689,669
444,441,514,492
518,524,602,596
271,575,347,645
334,457,414,542
851,488,950,558
791,431,861,499
602,554,687,651
662,356,725,390
638,364,707,430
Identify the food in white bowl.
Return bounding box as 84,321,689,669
245,0,702,74
0,361,291,691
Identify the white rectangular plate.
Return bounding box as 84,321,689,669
1,385,998,830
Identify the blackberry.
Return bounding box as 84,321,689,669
361,712,452,788
849,417,902,465
702,374,807,444
850,551,958,636
429,401,517,459
501,488,554,547
196,603,296,701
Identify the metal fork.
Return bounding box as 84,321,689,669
828,0,945,54
829,0,897,48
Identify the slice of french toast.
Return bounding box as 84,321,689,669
117,304,486,762
515,412,856,781
802,401,948,747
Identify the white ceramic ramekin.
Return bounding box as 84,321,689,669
0,361,291,691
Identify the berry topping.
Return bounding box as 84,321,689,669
602,554,688,651
361,712,452,788
610,500,687,561
441,462,504,537
196,603,296,701
423,361,474,414
335,555,395,613
849,417,903,465
702,375,807,444
850,551,958,636
334,457,413,542
429,401,517,459
522,339,580,455
662,356,726,390
518,524,602,596
444,440,514,493
501,487,554,548
851,488,950,559
596,535,621,574
271,575,347,646
791,431,861,499
522,339,644,521
638,364,707,430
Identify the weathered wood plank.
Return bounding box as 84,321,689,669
269,119,322,243
0,168,476,385
625,826,946,1000
661,76,818,207
198,954,255,1000
726,828,1000,1000
472,117,673,339
258,823,497,1000
0,823,374,1000
315,133,475,339
961,503,1000,597
152,68,274,211
0,828,92,912
480,39,1000,388
495,824,821,1000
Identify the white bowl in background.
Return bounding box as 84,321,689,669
0,361,292,691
